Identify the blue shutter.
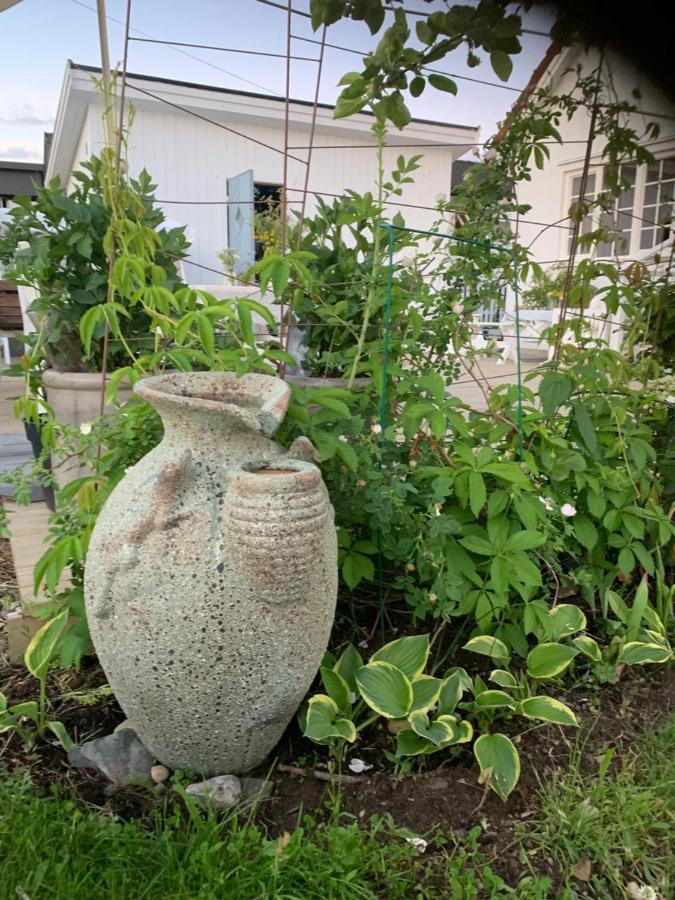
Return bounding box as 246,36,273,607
227,169,255,274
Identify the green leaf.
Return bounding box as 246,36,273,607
527,642,578,679
408,711,458,747
396,729,434,758
438,671,463,716
46,720,75,751
463,635,511,665
547,604,587,640
490,50,513,82
474,733,520,802
474,690,516,710
371,634,429,679
428,73,458,94
574,515,598,552
618,641,672,665
320,666,351,714
79,305,104,357
355,661,413,719
605,589,630,624
506,530,547,552
237,301,255,347
24,610,69,681
409,75,425,97
539,372,573,417
409,675,442,713
618,546,635,575
626,576,648,642
304,695,356,743
197,314,214,359
313,395,351,417
341,552,374,589
572,402,599,457
8,700,38,720
489,669,517,688
459,535,494,556
572,635,602,662
481,463,532,488
333,644,363,693
520,696,579,727
469,470,486,517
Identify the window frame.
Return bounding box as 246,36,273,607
560,149,675,260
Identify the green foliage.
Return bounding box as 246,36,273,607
301,635,578,801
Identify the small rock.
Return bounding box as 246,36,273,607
114,719,140,734
151,764,170,784
426,776,449,791
67,729,154,783
240,777,273,803
186,774,242,809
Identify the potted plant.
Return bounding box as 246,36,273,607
0,156,189,433
216,248,238,284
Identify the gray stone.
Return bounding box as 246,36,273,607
67,729,154,783
84,372,338,775
240,777,273,802
114,719,140,733
186,774,242,809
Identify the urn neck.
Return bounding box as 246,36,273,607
134,372,291,460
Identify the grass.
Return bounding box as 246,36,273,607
0,715,672,899
517,713,675,898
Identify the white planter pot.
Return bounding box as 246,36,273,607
42,369,133,489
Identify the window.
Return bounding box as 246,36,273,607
565,155,675,258
253,182,282,261
640,157,674,250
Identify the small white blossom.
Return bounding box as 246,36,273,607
539,496,554,511
434,503,442,517
452,302,464,315
358,640,369,649
666,394,675,404
371,423,382,435
79,421,93,435
561,503,577,517
348,758,372,774
394,427,406,445
339,435,349,443
405,836,428,853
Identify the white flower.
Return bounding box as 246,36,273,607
539,496,554,511
666,395,675,404
339,435,349,443
79,421,93,435
358,640,369,649
348,758,372,774
371,423,382,435
452,302,464,315
405,836,428,854
394,427,406,445
560,503,577,517
434,503,442,517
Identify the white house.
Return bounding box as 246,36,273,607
514,43,674,267
497,43,675,355
46,61,479,284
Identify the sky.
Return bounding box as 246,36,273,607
0,0,554,163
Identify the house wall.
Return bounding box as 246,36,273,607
73,100,455,283
516,45,675,270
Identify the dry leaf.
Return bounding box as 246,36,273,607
275,831,291,857
571,857,592,881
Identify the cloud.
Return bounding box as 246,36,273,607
0,143,42,161
0,103,52,126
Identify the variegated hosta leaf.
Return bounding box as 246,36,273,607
473,690,516,710
333,644,363,692
527,642,578,679
618,641,672,666
438,671,464,716
571,635,602,662
409,675,442,713
408,710,456,747
355,661,413,719
371,634,430,679
24,609,69,681
396,729,435,757
320,666,351,714
438,717,473,747
489,669,518,688
473,733,521,802
462,635,511,665
304,695,356,744
546,604,587,640
519,696,579,727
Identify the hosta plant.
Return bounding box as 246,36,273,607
300,634,579,802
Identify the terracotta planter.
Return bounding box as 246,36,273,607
84,372,338,775
42,369,133,488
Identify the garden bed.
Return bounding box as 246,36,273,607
1,604,673,892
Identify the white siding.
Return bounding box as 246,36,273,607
74,99,456,283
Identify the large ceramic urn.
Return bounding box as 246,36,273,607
84,372,337,775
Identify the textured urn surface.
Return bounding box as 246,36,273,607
84,372,337,775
